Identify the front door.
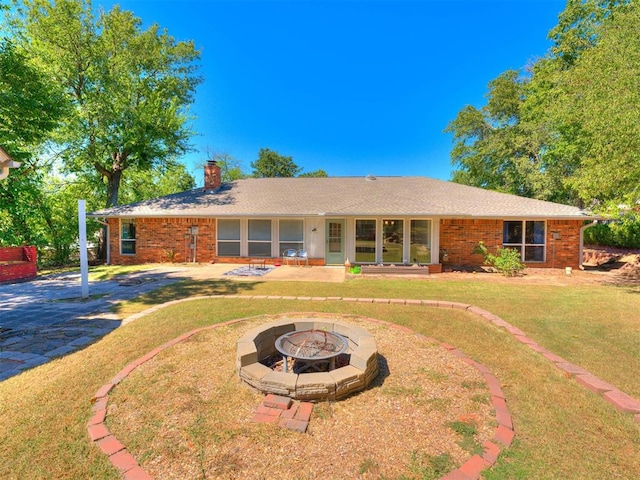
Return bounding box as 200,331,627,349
325,219,345,265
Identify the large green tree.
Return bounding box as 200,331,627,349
251,147,301,178
0,37,68,249
446,0,638,211
445,69,576,204
551,1,640,205
8,0,202,209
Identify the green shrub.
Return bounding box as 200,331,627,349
584,216,640,248
473,241,525,276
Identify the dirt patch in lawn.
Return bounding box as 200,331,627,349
106,314,495,480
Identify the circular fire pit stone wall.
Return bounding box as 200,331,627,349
236,318,378,401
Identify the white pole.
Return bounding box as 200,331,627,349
78,199,89,299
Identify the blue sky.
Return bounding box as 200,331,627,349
98,0,567,184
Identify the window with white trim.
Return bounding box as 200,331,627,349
279,219,303,254
120,219,136,255
217,219,241,257
382,219,403,263
355,219,376,263
410,220,431,264
503,220,545,262
248,219,271,256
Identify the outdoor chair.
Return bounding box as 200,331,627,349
282,249,298,265
296,249,309,266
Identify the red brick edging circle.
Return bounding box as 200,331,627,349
89,296,640,480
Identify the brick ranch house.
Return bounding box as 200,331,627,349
89,162,598,272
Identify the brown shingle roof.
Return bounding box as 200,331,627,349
89,176,594,219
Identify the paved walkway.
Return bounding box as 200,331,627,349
0,265,344,381
0,267,198,381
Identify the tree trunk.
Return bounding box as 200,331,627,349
96,152,126,260
106,167,123,208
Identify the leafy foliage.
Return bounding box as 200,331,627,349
446,0,640,234
298,168,328,177
0,39,67,157
584,212,640,249
9,0,202,208
251,147,301,178
1,0,201,263
209,152,248,182
474,241,525,276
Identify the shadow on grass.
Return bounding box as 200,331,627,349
110,278,263,314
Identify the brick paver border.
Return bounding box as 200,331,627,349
90,295,640,480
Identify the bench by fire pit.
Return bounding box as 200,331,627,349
236,318,378,401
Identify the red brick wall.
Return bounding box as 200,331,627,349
0,246,37,283
108,218,217,265
106,216,586,269
439,219,501,267
439,219,585,269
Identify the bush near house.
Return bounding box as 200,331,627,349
473,241,525,277
584,216,640,249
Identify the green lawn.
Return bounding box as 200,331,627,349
0,274,638,479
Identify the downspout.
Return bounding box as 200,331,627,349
579,220,598,270
94,217,111,266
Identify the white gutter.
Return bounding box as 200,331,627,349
579,220,599,270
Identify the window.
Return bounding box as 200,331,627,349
248,219,271,256
503,220,545,262
217,219,240,257
410,220,431,264
120,219,136,255
382,219,403,263
355,219,376,263
279,219,303,254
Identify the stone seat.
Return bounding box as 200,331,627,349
236,318,378,401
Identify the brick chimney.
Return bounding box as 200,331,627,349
204,160,222,191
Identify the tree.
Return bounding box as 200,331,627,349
0,38,67,161
0,37,68,250
118,162,195,204
251,147,301,178
446,0,637,211
8,0,202,209
551,1,640,205
548,0,624,68
445,70,575,204
210,152,248,182
298,168,328,177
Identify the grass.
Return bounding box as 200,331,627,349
0,271,639,479
448,420,483,455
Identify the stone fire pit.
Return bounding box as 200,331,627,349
236,318,378,401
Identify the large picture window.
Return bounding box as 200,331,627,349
503,220,545,262
120,219,136,255
355,219,376,263
410,220,431,264
217,219,241,257
248,219,271,256
279,219,303,254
